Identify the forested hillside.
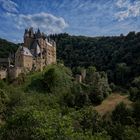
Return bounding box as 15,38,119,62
0,64,140,140
0,38,18,58
0,32,140,95
1,31,140,88
50,32,140,87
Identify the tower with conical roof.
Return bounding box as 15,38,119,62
24,27,34,48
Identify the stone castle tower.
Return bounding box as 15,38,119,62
15,27,56,71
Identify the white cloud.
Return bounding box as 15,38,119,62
115,0,140,21
6,12,68,34
116,0,129,8
0,0,18,13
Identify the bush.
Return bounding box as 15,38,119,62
111,102,133,125
70,106,102,134
129,87,140,101
124,126,140,140
43,65,72,94
133,101,140,126
0,89,9,119
0,80,7,89
110,83,116,92
0,108,74,140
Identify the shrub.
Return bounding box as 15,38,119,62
43,65,72,94
0,89,9,119
129,87,140,101
111,102,133,125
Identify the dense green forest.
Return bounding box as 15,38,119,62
0,64,140,140
50,32,140,88
0,32,140,139
0,38,18,58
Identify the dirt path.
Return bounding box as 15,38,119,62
94,93,132,116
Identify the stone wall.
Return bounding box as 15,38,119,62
8,67,23,80
75,74,82,83
46,43,56,65
22,55,33,70
0,70,7,80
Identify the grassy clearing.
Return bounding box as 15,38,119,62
94,93,133,116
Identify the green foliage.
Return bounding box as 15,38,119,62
132,76,140,88
0,80,7,90
85,67,111,104
0,108,74,140
107,123,125,140
111,102,133,125
115,63,131,86
0,107,110,140
27,64,72,94
110,83,117,92
0,38,18,58
0,63,137,139
43,65,72,93
70,106,102,134
129,87,140,101
50,32,140,87
133,101,140,126
124,126,140,140
129,76,140,101
0,89,9,118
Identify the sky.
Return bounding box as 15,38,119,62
0,0,140,43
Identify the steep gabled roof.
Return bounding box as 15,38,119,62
22,47,33,56
17,46,33,57
30,41,41,56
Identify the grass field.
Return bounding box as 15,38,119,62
95,93,133,116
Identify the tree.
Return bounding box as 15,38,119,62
129,76,140,101
0,108,74,140
115,63,130,85
111,102,133,125
0,89,9,119
85,66,96,84
133,101,140,126
43,65,72,94
87,70,111,104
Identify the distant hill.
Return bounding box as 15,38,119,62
0,38,18,58
50,32,140,87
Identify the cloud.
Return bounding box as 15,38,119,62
6,12,68,34
0,0,18,13
115,0,140,21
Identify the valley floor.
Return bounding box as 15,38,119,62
95,93,133,116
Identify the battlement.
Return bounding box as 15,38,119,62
0,69,7,80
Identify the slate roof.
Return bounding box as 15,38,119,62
30,40,41,56
22,47,33,56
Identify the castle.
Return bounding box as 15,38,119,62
0,27,56,80
15,27,56,71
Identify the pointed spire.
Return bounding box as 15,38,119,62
29,27,34,37
37,28,40,34
36,28,41,38
25,28,28,34
24,28,29,37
